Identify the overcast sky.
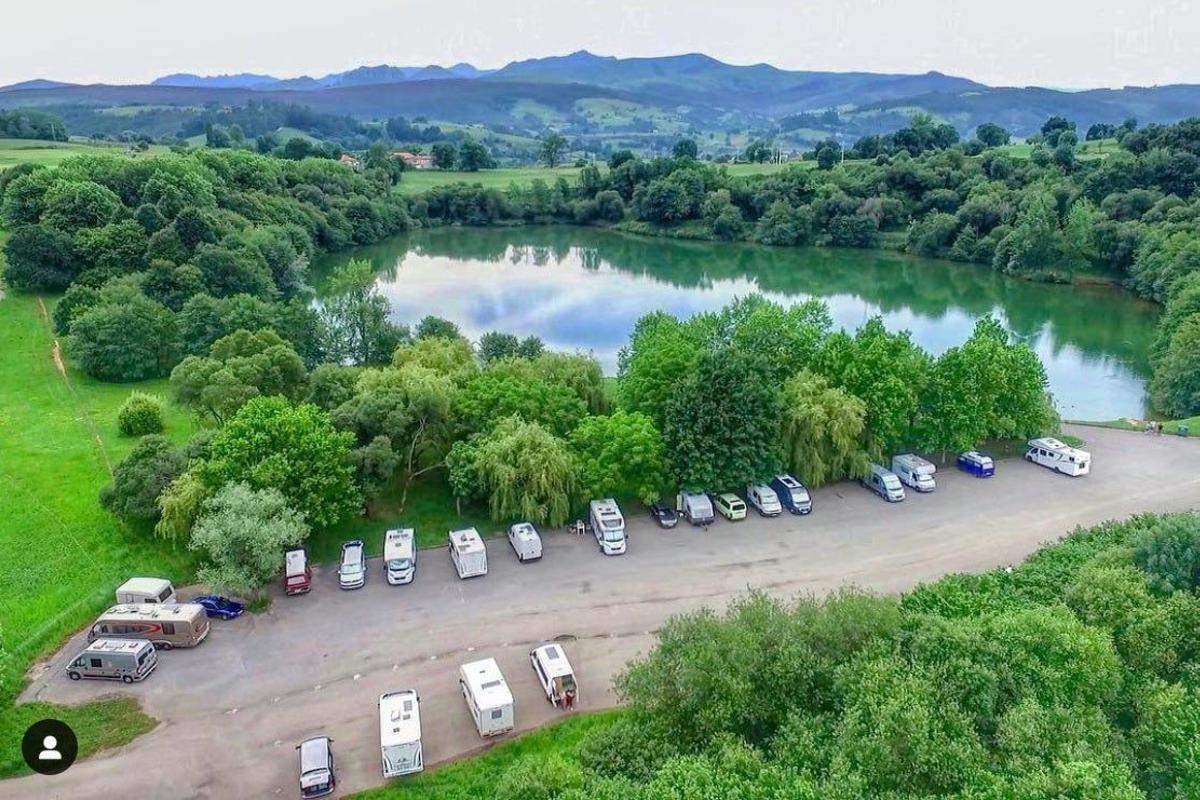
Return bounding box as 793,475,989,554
4,0,1197,89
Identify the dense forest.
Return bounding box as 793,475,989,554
0,108,67,141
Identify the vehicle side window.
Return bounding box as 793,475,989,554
90,658,102,668
162,622,176,635
491,709,503,720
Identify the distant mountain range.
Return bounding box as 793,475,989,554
2,50,1197,142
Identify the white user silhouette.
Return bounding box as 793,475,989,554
39,735,62,761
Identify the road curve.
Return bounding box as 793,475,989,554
6,425,1200,800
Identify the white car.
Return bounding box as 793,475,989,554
508,522,543,562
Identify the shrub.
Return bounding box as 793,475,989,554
117,392,165,436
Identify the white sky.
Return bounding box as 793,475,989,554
3,0,1197,89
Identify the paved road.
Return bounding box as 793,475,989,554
7,426,1200,800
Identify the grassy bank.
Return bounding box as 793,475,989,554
1072,414,1198,435
351,711,622,799
0,138,165,169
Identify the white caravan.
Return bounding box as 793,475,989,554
530,643,579,708
459,658,514,737
678,491,715,526
891,454,937,492
384,528,417,585
746,484,782,516
507,522,543,562
449,528,488,579
115,577,176,605
378,689,423,777
589,499,627,555
1026,437,1091,476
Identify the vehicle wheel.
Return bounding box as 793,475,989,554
158,642,172,651
122,675,134,684
68,671,81,681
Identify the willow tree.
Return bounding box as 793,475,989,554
779,370,869,486
474,417,577,526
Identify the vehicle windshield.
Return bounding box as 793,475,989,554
603,528,625,542
883,476,902,490
342,561,362,574
792,489,809,502
387,558,412,570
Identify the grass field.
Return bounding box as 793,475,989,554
0,138,165,169
351,711,621,799
0,282,198,775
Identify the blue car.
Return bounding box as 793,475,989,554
192,595,245,620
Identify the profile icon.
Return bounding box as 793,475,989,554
22,719,77,775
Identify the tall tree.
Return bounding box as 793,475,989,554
539,133,569,169
571,411,668,504
320,258,409,365
779,370,869,486
473,417,577,525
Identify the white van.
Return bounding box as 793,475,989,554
508,522,543,562
678,491,714,526
339,540,367,590
384,529,417,585
530,643,579,709
379,689,423,777
589,499,626,555
863,463,905,502
892,454,936,492
115,577,176,605
459,658,514,737
1026,437,1091,477
449,528,488,578
66,639,157,683
746,484,782,516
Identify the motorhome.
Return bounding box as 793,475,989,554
530,643,579,709
66,639,157,683
459,658,515,737
115,577,176,605
892,454,937,492
678,491,714,526
297,736,336,798
449,528,488,578
956,450,995,477
507,522,543,562
770,474,813,515
746,484,782,516
339,540,367,589
863,464,906,502
1026,437,1091,477
284,547,312,595
379,689,423,777
384,528,417,585
88,603,210,649
589,499,627,555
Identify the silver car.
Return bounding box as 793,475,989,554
338,540,366,589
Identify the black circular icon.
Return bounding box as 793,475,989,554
22,719,78,775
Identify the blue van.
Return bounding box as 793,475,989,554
769,474,812,515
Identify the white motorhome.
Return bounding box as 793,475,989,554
1026,437,1091,477
66,639,157,683
507,522,543,562
891,454,937,492
449,528,488,578
379,689,423,777
384,528,417,585
89,603,210,649
530,643,579,709
115,577,176,605
459,658,514,737
589,499,626,555
677,491,714,526
746,484,782,516
863,463,906,502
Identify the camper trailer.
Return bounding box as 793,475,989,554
284,547,312,595
1026,437,1091,477
891,454,937,492
379,689,423,777
66,639,157,683
449,528,488,578
384,528,417,586
589,499,627,555
746,484,782,516
678,491,715,526
459,658,514,737
115,577,176,605
530,643,579,709
88,603,210,649
770,474,813,515
862,464,906,502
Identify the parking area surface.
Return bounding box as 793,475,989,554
7,425,1200,800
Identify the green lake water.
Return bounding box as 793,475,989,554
317,226,1161,421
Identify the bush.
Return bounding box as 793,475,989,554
99,435,187,524
1134,512,1200,593
117,392,165,436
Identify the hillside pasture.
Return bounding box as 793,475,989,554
0,137,164,168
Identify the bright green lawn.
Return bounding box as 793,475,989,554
394,166,584,195
0,288,197,775
350,711,621,799
0,138,166,169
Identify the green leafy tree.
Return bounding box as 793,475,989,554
672,139,699,160
975,123,1011,148
430,142,456,170
305,364,360,411
456,370,587,438
351,435,401,505
478,331,521,363
170,329,308,424
1149,316,1200,417
415,315,461,340
2,224,80,291
202,397,360,527
539,133,569,168
456,138,496,171
744,140,772,163
617,312,708,428
473,417,577,525
779,370,869,486
154,469,209,541
1133,512,1200,593
189,482,309,596
69,292,179,382
320,258,409,365
755,200,813,246
571,410,668,504
100,435,187,524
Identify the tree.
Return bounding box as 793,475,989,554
306,364,360,411
170,329,308,424
539,133,569,168
1133,512,1200,593
1149,315,1200,417
2,224,80,291
350,435,401,504
779,370,869,486
975,123,1011,148
744,140,772,163
571,411,668,504
1041,115,1076,148
472,417,577,525
662,348,783,490
320,258,408,365
672,139,699,160
117,392,165,436
189,483,308,596
202,397,360,528
415,315,461,340
815,139,841,170
155,469,209,541
755,200,813,246
457,138,495,171
456,370,587,438
69,292,179,382
430,143,456,170
100,435,187,525
478,331,521,363
618,312,707,429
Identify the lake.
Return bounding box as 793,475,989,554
316,226,1161,421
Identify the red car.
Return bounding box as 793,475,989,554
284,548,312,595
